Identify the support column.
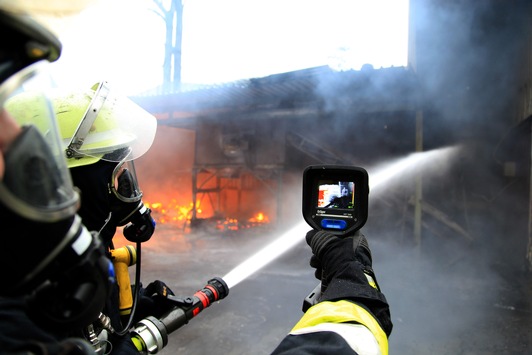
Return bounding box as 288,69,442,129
414,110,423,249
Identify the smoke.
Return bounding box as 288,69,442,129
359,141,529,352
223,146,461,289
412,0,530,147
134,1,531,352
348,40,532,350
135,125,195,205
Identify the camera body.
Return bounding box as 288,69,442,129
302,165,369,236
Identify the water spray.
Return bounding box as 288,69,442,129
368,146,460,192
223,146,461,289
130,277,229,353
223,223,310,289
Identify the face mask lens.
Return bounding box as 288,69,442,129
112,160,142,203
0,63,79,222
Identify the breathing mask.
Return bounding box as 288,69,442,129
109,154,156,243
0,8,114,330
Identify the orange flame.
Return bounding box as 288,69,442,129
145,198,270,234
215,212,270,232
145,199,202,226
248,212,269,223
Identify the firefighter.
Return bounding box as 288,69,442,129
271,230,393,355
0,6,113,354
49,80,157,247
49,80,176,354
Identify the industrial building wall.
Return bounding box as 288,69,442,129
409,0,532,269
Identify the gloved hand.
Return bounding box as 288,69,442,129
134,280,176,322
306,229,393,336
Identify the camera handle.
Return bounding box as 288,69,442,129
302,282,322,312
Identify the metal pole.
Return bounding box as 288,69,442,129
414,110,423,250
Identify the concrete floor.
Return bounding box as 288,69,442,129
123,222,532,355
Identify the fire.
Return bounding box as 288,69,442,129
145,199,202,226
216,218,240,231
249,212,269,223
215,212,270,232
144,198,270,233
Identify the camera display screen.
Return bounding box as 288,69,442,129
317,180,355,210
302,165,369,236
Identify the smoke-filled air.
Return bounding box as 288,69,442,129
37,0,532,354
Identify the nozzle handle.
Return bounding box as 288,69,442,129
131,277,229,353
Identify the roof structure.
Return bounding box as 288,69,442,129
131,65,421,129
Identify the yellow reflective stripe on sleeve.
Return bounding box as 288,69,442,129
292,300,388,355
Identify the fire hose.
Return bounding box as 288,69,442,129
130,277,229,353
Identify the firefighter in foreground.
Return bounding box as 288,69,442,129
49,80,177,353
0,5,112,354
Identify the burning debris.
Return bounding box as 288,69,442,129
145,199,270,233
145,200,200,228
215,212,270,232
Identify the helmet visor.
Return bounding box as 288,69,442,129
53,81,157,165
1,62,79,222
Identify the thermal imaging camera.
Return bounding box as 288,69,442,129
302,165,369,236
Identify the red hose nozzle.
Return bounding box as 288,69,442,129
131,277,229,353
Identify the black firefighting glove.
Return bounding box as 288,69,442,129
134,280,176,322
306,229,393,336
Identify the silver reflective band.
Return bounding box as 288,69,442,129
66,81,110,159
72,226,92,255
